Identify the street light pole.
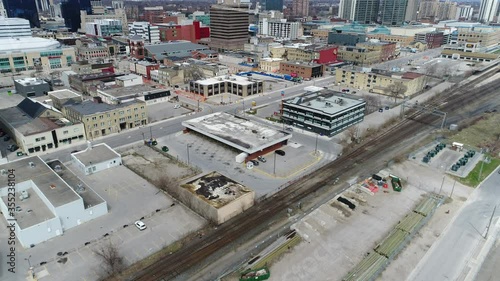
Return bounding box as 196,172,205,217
25,255,34,278
273,152,277,176
187,144,190,165
315,133,319,155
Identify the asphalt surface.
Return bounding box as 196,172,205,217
408,167,500,281
38,76,337,164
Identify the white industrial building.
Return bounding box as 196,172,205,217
115,74,143,87
71,143,122,175
259,18,301,40
0,156,108,248
0,17,32,38
128,22,160,43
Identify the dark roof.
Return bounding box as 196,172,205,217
17,98,47,119
65,100,143,115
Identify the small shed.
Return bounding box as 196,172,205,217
71,142,122,175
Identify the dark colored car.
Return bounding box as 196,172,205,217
257,156,267,163
275,150,285,156
385,106,390,110
250,160,259,166
8,144,18,152
379,108,384,113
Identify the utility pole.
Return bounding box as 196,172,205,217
273,152,277,176
314,133,319,155
187,144,191,165
485,206,497,239
450,179,456,198
478,154,486,182
439,175,445,194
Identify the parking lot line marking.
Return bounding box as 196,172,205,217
77,250,86,261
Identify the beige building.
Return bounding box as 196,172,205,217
311,29,330,40
80,9,128,35
259,58,283,72
336,67,426,97
0,47,76,73
189,75,264,99
177,172,255,225
48,89,83,110
441,47,498,62
270,46,287,59
456,27,500,48
62,100,148,140
338,46,381,66
0,98,86,155
367,34,415,47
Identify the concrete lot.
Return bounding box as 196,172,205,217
0,164,205,281
147,100,193,123
158,130,326,198
268,161,472,281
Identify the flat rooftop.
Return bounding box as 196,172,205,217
281,61,322,68
48,89,82,99
1,187,55,229
0,156,81,209
72,144,120,166
195,75,257,86
99,84,162,98
115,74,142,81
65,100,143,115
15,77,48,86
284,90,366,116
183,112,292,155
0,107,72,136
182,172,253,208
46,160,104,208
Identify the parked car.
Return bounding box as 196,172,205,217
379,108,384,113
7,144,18,152
285,127,293,132
3,135,10,141
250,160,259,166
275,150,285,156
352,91,357,94
385,106,390,110
134,220,146,231
257,156,266,163
174,104,181,109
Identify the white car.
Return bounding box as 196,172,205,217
134,220,146,231
174,104,181,109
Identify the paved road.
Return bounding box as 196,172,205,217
38,76,336,163
408,167,500,281
373,48,442,71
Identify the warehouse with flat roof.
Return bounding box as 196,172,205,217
182,112,291,160
0,156,107,248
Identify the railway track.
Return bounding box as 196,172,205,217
127,67,500,281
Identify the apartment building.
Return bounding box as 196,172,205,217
62,100,148,139
335,67,425,97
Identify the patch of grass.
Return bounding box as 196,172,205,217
459,157,500,187
451,113,500,155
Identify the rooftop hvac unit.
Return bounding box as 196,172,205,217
28,162,35,168
19,190,29,200
0,169,6,176
54,165,62,173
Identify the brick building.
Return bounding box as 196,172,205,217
280,61,324,79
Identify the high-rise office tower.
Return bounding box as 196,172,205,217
210,0,249,51
404,0,419,21
0,1,7,18
2,0,40,27
381,0,408,26
60,0,91,32
478,0,499,23
338,0,380,24
418,0,438,19
260,0,283,11
292,0,309,17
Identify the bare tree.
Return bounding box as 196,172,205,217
94,242,125,277
155,174,180,198
362,94,382,114
385,82,408,104
346,125,358,143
